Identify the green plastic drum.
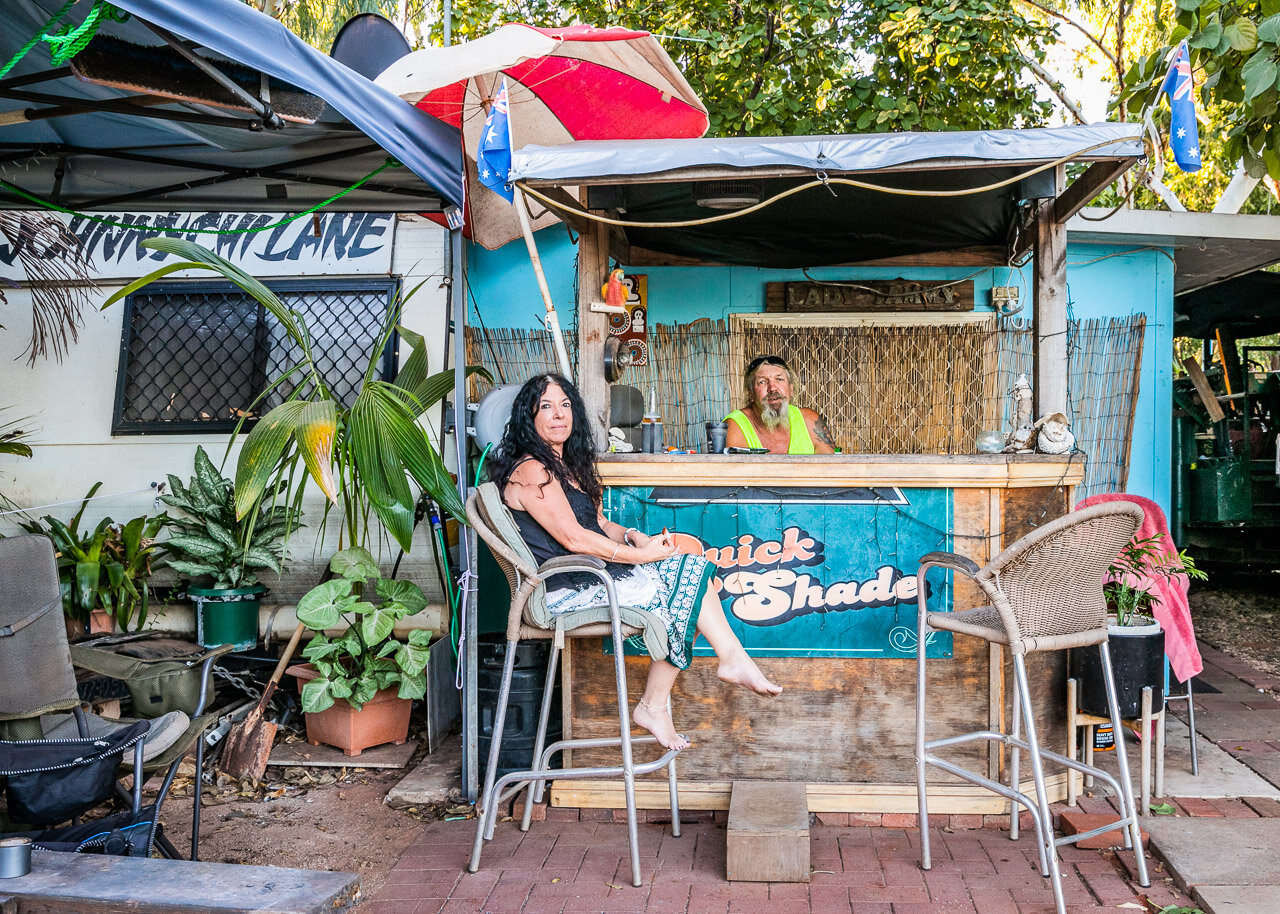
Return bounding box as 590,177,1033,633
190,585,263,651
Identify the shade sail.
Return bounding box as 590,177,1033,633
509,123,1145,267
0,0,463,213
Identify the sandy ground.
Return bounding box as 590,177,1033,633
153,571,1280,906
160,723,466,906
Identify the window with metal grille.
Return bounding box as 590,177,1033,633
113,278,399,434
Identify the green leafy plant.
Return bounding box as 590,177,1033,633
104,238,488,553
160,445,299,590
19,482,167,631
294,546,432,713
1105,532,1208,627
0,407,34,459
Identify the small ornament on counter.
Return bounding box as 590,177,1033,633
975,429,1004,454
608,427,634,453
1004,374,1036,453
1034,412,1076,454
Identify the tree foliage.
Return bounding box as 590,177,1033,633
267,0,1060,136
1120,0,1280,182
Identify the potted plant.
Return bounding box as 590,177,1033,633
1071,533,1207,718
19,482,167,636
161,446,299,651
286,546,433,756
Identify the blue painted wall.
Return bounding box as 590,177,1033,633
467,232,1173,513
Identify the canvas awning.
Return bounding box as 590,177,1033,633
0,0,463,213
509,123,1145,267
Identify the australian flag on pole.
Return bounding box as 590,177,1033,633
1160,41,1201,172
477,78,514,202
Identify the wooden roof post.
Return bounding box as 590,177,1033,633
1033,164,1068,419
577,216,610,448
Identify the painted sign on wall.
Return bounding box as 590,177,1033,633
605,485,954,658
0,212,395,280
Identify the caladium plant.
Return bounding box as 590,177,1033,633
295,546,432,713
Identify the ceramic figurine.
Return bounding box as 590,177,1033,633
1004,374,1036,453
608,426,634,453
1035,412,1076,454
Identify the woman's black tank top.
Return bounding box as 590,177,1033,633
507,471,629,590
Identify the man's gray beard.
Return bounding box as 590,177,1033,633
759,400,788,430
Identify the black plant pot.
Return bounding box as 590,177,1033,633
477,634,563,779
1070,620,1165,719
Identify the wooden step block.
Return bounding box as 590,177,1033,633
726,780,810,882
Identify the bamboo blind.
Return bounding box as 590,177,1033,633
463,313,1146,498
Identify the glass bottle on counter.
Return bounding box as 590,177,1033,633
641,385,663,453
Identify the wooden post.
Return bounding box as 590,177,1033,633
577,219,611,448
1034,165,1068,419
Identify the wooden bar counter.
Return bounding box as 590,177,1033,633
550,453,1085,814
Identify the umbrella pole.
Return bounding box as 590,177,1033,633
514,186,574,380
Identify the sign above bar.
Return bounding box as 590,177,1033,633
765,279,974,312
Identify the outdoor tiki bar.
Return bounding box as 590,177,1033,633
468,124,1146,812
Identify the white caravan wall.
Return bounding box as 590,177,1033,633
0,212,455,607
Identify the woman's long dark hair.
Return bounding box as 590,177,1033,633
486,374,602,506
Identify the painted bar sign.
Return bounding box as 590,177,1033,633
605,485,954,658
765,279,974,312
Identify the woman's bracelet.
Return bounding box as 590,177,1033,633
610,541,621,561
624,527,638,546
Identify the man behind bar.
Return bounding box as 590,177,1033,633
725,355,836,454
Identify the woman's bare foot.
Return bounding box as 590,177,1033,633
633,698,690,751
718,650,783,696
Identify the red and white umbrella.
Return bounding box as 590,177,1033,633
376,23,709,249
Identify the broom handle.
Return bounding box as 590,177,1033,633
252,621,306,715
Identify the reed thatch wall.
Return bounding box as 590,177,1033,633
464,313,1146,499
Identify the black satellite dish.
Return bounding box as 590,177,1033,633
329,13,411,80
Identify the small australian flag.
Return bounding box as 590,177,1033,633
1160,41,1201,172
477,78,514,202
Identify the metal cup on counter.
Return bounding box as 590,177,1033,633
0,837,32,878
705,420,728,454
641,419,664,453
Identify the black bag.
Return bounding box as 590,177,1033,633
0,720,149,824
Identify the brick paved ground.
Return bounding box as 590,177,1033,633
359,642,1280,913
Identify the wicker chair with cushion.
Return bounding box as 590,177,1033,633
914,502,1151,914
465,482,684,888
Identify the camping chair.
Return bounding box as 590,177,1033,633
0,719,156,856
465,482,684,888
0,534,229,861
914,503,1151,914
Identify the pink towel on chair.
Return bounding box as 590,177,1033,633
1075,493,1203,682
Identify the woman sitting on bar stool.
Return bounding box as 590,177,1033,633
488,373,782,750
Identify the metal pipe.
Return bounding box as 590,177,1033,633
451,226,479,803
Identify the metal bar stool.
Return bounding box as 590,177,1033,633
465,483,683,887
914,502,1151,914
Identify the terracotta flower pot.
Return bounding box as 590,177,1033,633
286,663,411,757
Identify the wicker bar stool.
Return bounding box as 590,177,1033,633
914,502,1151,914
465,482,684,887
